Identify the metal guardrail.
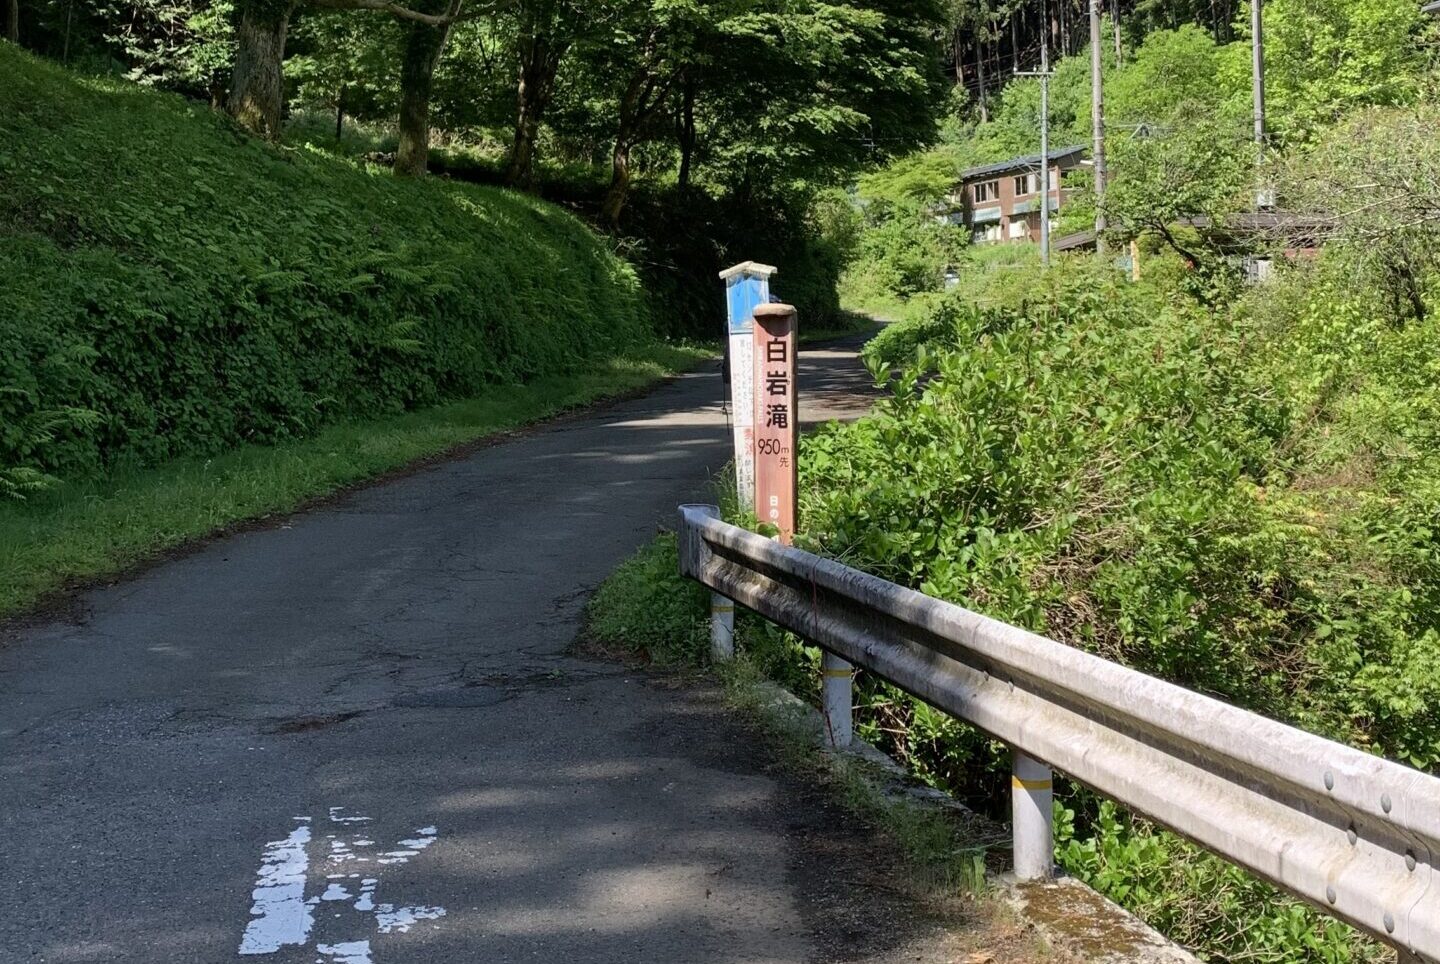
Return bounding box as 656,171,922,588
677,504,1440,961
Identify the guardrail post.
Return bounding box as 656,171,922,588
710,592,734,660
821,651,853,748
683,505,736,661
1011,750,1054,880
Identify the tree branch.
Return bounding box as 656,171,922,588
309,0,491,26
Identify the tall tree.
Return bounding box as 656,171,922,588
553,0,944,222
588,0,710,225
395,0,462,175
501,0,573,187
229,0,296,138
228,0,461,139
674,73,697,189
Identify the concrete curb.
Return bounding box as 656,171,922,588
737,677,1200,964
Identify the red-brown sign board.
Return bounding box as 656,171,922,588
753,303,798,544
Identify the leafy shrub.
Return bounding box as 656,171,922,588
1057,800,1383,964
584,533,710,664
795,249,1440,961
839,202,967,311
417,150,845,341
0,46,650,488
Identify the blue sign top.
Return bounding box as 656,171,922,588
719,262,778,335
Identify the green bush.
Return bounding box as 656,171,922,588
839,202,967,312
1056,799,1381,964
584,533,710,664
413,150,844,341
0,46,650,486
797,250,1440,961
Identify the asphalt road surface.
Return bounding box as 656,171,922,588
0,332,1015,964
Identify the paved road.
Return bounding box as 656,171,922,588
0,335,1015,964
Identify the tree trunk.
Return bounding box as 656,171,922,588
6,0,19,43
503,16,566,189
395,8,455,177
229,1,293,139
505,94,542,187
600,138,631,227
1113,0,1123,65
975,42,988,122
599,32,672,227
676,78,696,191
335,83,346,140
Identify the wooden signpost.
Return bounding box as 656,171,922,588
718,261,777,512
752,302,798,544
714,270,842,742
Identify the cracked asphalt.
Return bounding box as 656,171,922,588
0,332,1026,964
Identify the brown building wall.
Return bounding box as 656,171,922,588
965,163,1074,244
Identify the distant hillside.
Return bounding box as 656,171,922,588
0,45,650,483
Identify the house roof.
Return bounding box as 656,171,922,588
1054,230,1097,252
1185,211,1330,232
1183,211,1332,248
962,146,1087,182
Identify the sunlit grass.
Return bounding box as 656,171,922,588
0,343,712,619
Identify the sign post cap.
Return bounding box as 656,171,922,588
753,302,796,319
718,261,779,281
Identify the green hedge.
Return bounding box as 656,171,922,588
425,151,844,341
800,254,1440,962
0,46,650,487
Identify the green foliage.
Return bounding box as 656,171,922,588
584,533,711,663
1102,115,1252,267
1057,800,1384,964
1105,23,1247,126
856,149,962,208
618,184,845,339
0,342,710,616
0,46,651,489
841,204,967,307
801,246,1440,960
415,153,846,338
97,0,235,94
286,10,403,123
941,2,1433,162
572,0,947,190
1279,105,1440,325
1259,0,1433,144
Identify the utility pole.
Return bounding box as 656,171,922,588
1017,18,1055,266
1251,0,1270,210
1090,0,1107,255
1251,0,1265,151
1041,38,1049,267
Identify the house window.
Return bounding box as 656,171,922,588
1008,219,1028,240
1013,173,1040,196
973,180,999,203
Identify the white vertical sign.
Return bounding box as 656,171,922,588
718,261,777,513
729,331,755,509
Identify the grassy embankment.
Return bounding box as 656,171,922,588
0,47,710,619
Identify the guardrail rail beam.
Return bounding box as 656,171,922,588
677,504,1440,961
